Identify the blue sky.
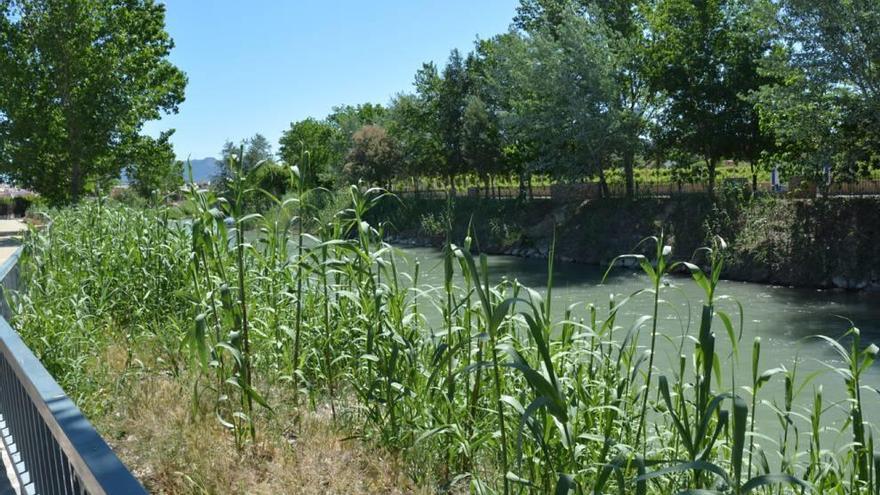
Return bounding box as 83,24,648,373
143,1,520,160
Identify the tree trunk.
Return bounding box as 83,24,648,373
70,159,82,202
707,158,717,198
518,170,526,200
528,174,533,200
750,162,757,195
598,166,610,199
624,148,636,199
448,174,456,196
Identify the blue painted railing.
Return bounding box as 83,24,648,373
0,246,146,495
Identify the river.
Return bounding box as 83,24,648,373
393,245,880,447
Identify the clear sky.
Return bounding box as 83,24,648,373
143,1,520,160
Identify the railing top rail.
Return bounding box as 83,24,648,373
0,246,21,283
0,246,146,495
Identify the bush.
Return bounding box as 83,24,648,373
0,194,36,217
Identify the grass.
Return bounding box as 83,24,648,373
101,363,419,494
9,160,880,494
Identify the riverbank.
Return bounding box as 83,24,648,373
375,194,880,291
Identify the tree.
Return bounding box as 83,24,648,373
436,50,471,192
0,0,186,203
214,134,274,192
475,33,543,197
343,125,399,188
594,0,658,198
407,52,473,193
386,92,443,189
751,0,880,191
328,103,386,156
488,21,621,195
647,0,772,196
514,0,590,33
514,0,658,198
278,118,341,187
242,133,272,172
461,95,503,196
324,103,387,183
123,130,182,197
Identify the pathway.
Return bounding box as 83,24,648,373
0,220,26,266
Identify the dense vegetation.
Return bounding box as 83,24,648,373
0,0,186,203
1,1,878,493
4,0,879,204
259,0,880,199
10,166,879,493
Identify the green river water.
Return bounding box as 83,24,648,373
394,245,880,446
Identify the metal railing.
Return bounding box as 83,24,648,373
0,247,146,495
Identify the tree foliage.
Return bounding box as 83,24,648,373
646,0,772,195
344,125,399,187
0,0,186,203
18,0,864,201
123,130,181,197
751,0,880,188
278,117,341,186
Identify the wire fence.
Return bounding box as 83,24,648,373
394,179,880,201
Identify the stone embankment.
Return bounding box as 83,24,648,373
376,196,880,291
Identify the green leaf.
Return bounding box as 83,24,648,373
637,459,730,487
731,395,748,489
742,474,813,493
555,473,575,495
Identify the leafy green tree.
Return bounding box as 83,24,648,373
242,133,273,172
324,103,387,185
488,22,620,195
409,52,473,193
462,95,503,196
474,33,543,196
327,103,386,159
343,125,400,188
0,0,186,203
647,0,772,196
123,131,182,197
514,0,590,33
751,0,880,190
215,140,239,181
516,1,658,197
278,117,341,186
596,0,659,198
437,50,471,192
215,134,274,189
386,93,443,189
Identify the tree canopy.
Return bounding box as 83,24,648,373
751,0,880,188
7,0,877,200
322,0,877,196
278,118,341,187
0,0,186,203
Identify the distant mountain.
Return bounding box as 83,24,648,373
184,157,221,183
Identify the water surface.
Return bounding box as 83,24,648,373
393,246,880,447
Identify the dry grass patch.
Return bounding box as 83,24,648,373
98,374,423,494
